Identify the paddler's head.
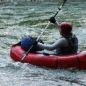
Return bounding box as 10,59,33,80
60,22,72,36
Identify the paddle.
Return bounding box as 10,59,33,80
20,0,67,62
53,0,67,18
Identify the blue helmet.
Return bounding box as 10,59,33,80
21,36,33,51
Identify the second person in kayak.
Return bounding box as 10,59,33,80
37,17,78,55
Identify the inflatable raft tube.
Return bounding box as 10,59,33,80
10,44,86,69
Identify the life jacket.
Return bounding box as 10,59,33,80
20,36,44,52
56,34,78,55
21,36,33,51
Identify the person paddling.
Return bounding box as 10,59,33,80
37,17,78,55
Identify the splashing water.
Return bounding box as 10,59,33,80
0,1,86,86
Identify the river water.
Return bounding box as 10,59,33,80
0,0,86,86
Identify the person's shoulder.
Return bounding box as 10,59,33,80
56,37,67,45
72,34,78,40
58,37,66,42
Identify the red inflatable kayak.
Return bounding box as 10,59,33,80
10,44,86,69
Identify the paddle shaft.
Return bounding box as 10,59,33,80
20,0,67,62
21,22,50,61
53,0,67,18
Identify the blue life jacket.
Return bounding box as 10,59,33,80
21,36,33,51
21,36,44,52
